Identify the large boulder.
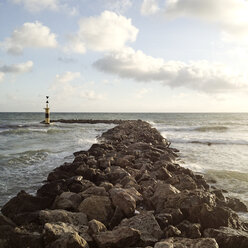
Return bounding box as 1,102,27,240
93,226,141,248
78,195,114,225
119,212,163,246
52,192,82,211
1,190,53,220
151,182,180,212
188,204,242,229
204,227,248,248
109,187,136,217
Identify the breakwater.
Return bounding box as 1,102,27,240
1,120,248,248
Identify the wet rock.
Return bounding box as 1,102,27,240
188,204,242,229
0,214,16,227
78,195,114,225
93,226,141,248
1,190,53,220
119,212,163,246
88,219,107,235
154,237,219,248
225,197,248,212
7,227,43,248
204,227,248,248
52,192,82,211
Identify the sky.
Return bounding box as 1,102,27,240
1,0,248,112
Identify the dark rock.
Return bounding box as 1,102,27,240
78,195,114,225
204,227,248,248
176,220,201,238
164,225,181,238
1,190,53,220
88,219,107,235
52,191,82,211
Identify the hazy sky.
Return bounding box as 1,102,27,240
1,0,248,112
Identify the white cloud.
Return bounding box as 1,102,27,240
141,0,248,44
51,71,104,101
0,61,33,73
136,88,150,98
66,11,138,53
0,72,4,82
94,47,246,94
55,71,81,83
141,0,160,15
1,21,57,55
11,0,78,15
104,0,132,14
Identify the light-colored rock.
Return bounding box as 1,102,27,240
39,209,88,226
119,212,163,245
93,226,141,248
110,187,136,217
47,233,89,248
154,237,219,248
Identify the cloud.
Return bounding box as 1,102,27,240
141,0,160,15
0,61,33,73
136,88,150,98
58,57,77,64
51,71,104,100
55,71,81,83
104,0,132,14
94,47,246,94
11,0,78,15
0,21,57,55
141,0,248,44
66,11,138,53
0,72,4,82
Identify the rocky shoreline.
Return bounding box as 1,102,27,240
1,120,248,248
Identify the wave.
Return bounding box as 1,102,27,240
0,127,70,136
8,149,50,166
194,126,228,132
157,125,229,133
170,138,248,146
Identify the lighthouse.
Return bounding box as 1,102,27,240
44,96,50,124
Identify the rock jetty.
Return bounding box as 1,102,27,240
1,120,248,248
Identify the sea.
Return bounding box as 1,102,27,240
0,112,248,220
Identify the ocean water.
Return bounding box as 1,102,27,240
0,112,248,217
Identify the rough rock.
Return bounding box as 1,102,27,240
93,226,141,248
52,191,82,211
119,212,163,245
1,190,53,219
39,209,88,226
154,237,219,248
88,219,107,235
110,187,136,217
78,195,113,225
204,227,248,248
176,220,201,238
